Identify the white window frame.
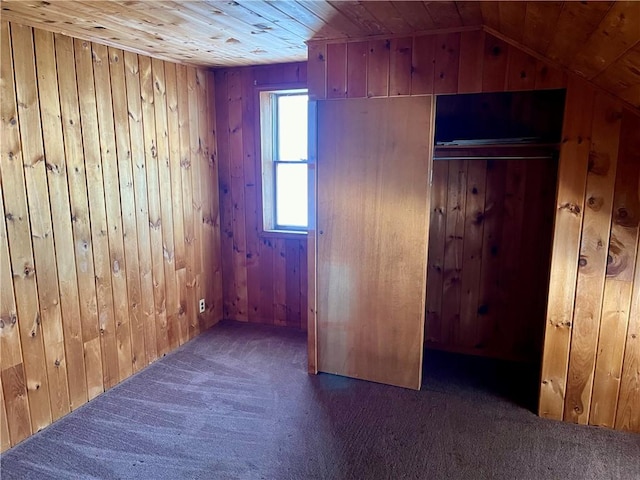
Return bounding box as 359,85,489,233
257,87,308,236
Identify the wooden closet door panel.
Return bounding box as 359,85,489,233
317,96,433,390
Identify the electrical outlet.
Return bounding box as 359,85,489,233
198,299,205,314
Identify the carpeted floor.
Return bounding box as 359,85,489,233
1,321,638,480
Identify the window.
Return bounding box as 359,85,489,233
259,89,308,234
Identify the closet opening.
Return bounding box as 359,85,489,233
424,89,566,411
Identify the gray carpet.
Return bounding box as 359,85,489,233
1,321,638,480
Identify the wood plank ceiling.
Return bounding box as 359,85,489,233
1,1,639,107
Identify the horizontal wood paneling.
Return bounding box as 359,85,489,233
0,21,222,451
213,63,308,330
426,158,557,363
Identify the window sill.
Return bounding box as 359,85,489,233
261,230,308,240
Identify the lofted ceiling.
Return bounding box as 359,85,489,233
1,1,639,108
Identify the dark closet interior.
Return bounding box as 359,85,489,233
424,90,566,408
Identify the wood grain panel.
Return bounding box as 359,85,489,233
1,21,221,450
214,63,308,329
367,39,390,97
539,77,594,421
458,30,484,94
308,29,640,432
426,159,556,362
1,2,639,113
13,22,70,423
433,33,460,94
54,33,104,401
564,94,621,424
425,161,448,343
389,37,412,96
411,34,436,95
615,235,640,432
589,109,640,427
346,42,368,98
33,29,88,411
327,43,347,99
317,96,432,389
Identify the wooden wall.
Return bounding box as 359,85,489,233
426,158,557,363
307,29,639,433
540,78,640,433
0,21,222,451
213,63,308,330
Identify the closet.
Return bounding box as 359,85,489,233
313,89,565,390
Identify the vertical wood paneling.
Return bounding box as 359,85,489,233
482,34,509,92
327,43,347,99
367,39,390,97
433,33,461,94
140,54,170,356
346,42,367,98
539,77,594,421
309,29,640,433
187,67,203,337
54,33,104,401
615,236,640,432
227,70,249,322
506,45,538,91
108,47,146,372
0,379,10,451
1,21,221,451
33,29,88,410
441,160,467,346
0,188,31,446
589,110,640,427
426,159,555,362
152,57,179,349
477,160,507,353
457,30,485,94
13,23,70,422
177,64,197,338
307,43,326,101
214,63,308,329
411,34,435,95
91,42,133,382
564,94,622,424
389,37,412,96
76,37,120,391
125,50,158,365
458,160,487,347
425,161,448,343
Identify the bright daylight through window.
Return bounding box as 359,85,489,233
259,89,308,233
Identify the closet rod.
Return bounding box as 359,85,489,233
433,155,554,161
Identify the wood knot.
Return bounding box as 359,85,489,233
587,196,603,211
491,46,501,56
559,203,581,215
578,256,588,267
54,359,61,367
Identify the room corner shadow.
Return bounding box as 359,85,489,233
422,349,541,413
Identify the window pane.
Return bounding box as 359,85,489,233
276,163,308,228
277,94,308,161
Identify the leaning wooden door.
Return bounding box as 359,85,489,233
316,96,434,390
